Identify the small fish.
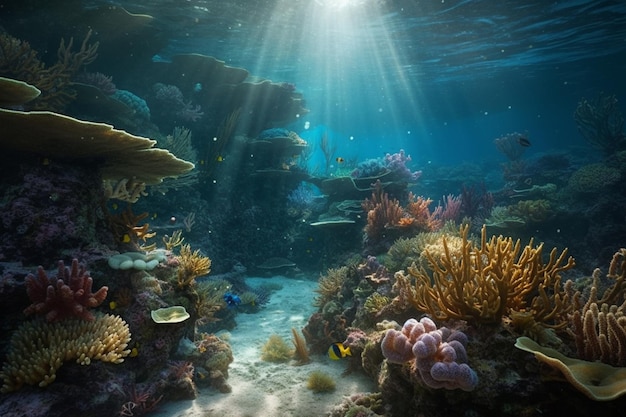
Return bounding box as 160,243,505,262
199,160,205,165
151,213,157,220
111,202,119,210
121,234,131,243
328,342,351,360
109,301,117,310
223,292,241,307
216,155,224,162
129,344,139,358
517,135,531,147
336,157,345,163
41,157,51,166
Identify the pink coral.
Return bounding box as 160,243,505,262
24,259,108,322
381,317,478,391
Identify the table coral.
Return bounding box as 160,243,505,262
381,317,478,391
24,259,108,322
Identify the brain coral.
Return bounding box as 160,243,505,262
568,163,621,192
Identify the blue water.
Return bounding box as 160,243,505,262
113,0,626,165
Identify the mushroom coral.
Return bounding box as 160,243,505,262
515,336,626,401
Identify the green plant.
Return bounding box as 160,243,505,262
306,370,336,392
261,334,293,362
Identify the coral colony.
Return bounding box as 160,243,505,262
381,317,478,391
1,7,626,417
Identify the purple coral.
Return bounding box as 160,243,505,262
381,317,478,391
383,149,422,182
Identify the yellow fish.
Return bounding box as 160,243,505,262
109,301,117,310
111,203,119,210
129,345,139,358
121,234,131,243
328,342,351,360
216,155,224,162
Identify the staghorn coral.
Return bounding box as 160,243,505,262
176,244,211,288
381,317,478,391
0,30,98,111
0,313,131,392
394,225,575,326
569,248,626,366
24,259,108,322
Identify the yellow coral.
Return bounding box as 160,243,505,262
394,225,575,325
313,266,349,307
0,314,131,392
176,243,211,288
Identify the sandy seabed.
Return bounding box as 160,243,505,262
153,276,376,417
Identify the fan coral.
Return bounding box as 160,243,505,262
24,259,108,322
381,317,478,391
0,314,131,392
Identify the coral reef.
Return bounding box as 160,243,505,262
394,225,575,325
24,259,108,322
0,313,131,392
569,248,626,366
176,244,211,288
381,317,478,391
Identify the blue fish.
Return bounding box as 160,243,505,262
223,292,241,308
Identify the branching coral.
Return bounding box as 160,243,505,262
176,244,211,288
24,259,108,322
569,248,626,366
0,314,131,392
362,180,404,240
0,30,98,111
394,225,575,326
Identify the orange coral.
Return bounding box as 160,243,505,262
362,180,404,239
394,224,575,325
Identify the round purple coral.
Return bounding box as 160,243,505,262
381,329,414,364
